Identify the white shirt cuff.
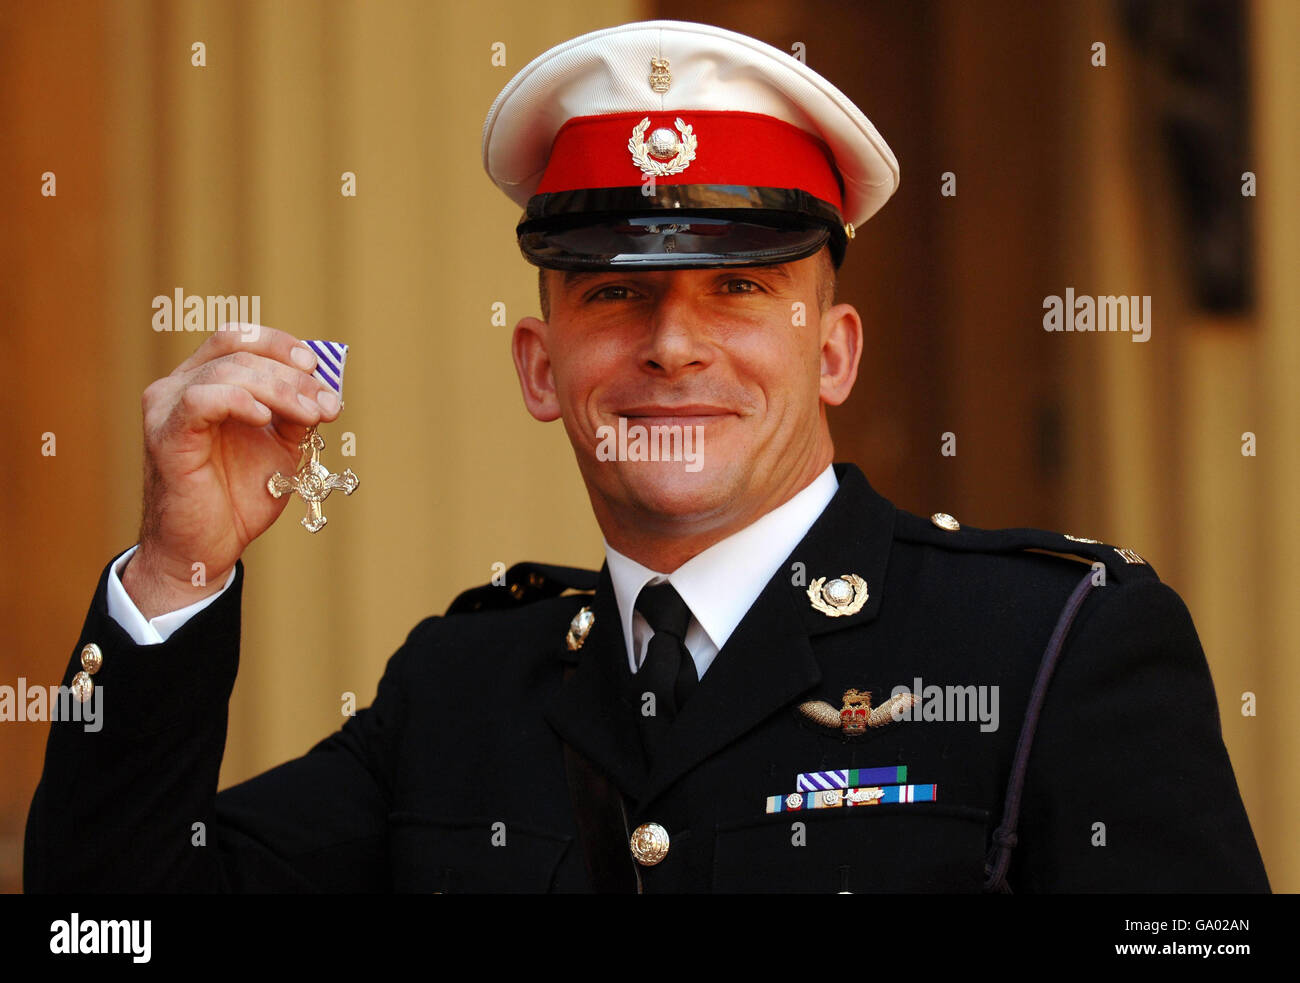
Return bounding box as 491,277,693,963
105,545,238,646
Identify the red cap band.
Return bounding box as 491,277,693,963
535,110,845,214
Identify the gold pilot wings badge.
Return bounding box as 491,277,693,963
797,688,920,734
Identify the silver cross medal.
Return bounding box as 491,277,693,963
267,340,359,533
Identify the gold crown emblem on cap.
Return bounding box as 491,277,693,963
629,117,697,177
649,57,671,93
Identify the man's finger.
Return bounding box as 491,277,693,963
270,414,312,447
174,323,317,379
192,353,339,424
173,383,276,434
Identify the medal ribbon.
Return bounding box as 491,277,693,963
306,340,348,398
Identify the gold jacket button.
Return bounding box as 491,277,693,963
629,822,670,866
71,671,94,703
930,512,960,531
80,643,103,674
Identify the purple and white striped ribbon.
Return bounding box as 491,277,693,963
796,765,908,791
306,340,348,397
796,770,849,792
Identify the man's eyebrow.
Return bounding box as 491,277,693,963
750,265,794,283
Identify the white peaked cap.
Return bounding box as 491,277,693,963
482,19,901,270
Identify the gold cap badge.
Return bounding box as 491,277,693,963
628,117,698,177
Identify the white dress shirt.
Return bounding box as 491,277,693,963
106,465,839,658
106,545,238,645
604,465,838,679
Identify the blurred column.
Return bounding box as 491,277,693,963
1253,0,1300,892
1062,0,1292,889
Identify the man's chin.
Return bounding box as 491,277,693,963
610,460,741,524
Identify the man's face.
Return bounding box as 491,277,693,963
511,247,862,553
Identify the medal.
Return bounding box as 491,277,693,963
267,340,359,533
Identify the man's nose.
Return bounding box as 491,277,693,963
639,294,712,376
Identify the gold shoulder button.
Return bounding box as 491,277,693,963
930,512,960,532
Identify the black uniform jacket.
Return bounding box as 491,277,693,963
25,464,1269,892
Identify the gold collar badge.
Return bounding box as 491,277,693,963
807,574,868,617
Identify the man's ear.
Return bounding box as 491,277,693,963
819,302,862,407
512,316,562,422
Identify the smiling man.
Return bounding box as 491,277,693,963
27,20,1267,894
516,255,853,572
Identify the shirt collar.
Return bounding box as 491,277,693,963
604,464,839,669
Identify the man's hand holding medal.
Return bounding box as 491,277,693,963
120,325,352,620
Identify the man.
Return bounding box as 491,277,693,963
26,20,1266,893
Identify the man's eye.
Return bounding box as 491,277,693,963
723,278,762,293
590,284,635,301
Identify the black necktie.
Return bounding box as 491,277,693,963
633,582,699,762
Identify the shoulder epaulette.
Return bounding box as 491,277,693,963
893,509,1160,585
445,561,599,615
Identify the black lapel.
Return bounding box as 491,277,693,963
543,565,649,801
637,462,898,805
544,463,897,808
793,462,896,639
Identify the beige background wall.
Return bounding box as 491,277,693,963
1059,0,1298,891
2,0,1294,892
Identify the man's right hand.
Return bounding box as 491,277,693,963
121,325,341,620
